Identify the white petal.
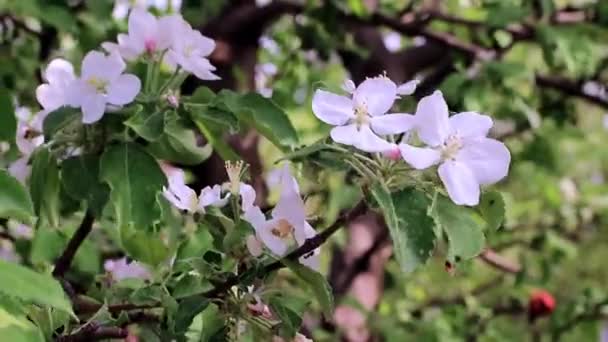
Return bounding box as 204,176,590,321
81,51,108,80
370,113,415,135
299,248,320,271
272,190,306,228
449,112,493,139
415,90,450,146
329,124,358,146
341,79,356,93
398,144,440,169
397,79,419,96
191,30,216,56
8,157,30,183
438,161,480,206
239,183,257,212
44,59,74,85
107,74,141,105
35,84,64,112
354,125,393,153
258,228,289,256
117,34,144,60
294,221,315,246
242,206,267,232
457,138,511,185
353,77,397,116
128,8,157,44
311,90,354,125
81,94,107,124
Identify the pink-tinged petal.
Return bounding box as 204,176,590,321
370,113,415,135
246,235,264,257
438,161,480,206
81,94,107,124
330,124,358,146
8,157,30,183
398,144,440,169
107,74,141,105
415,90,450,146
354,125,393,153
128,8,157,43
353,77,397,116
44,59,74,85
35,84,63,112
312,89,354,125
239,183,257,212
397,79,419,96
450,112,493,139
457,138,511,185
104,257,151,281
117,34,144,60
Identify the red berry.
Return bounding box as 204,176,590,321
528,290,556,321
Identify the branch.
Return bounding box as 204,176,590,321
479,249,522,274
56,324,128,342
552,298,608,338
52,211,95,278
535,74,608,110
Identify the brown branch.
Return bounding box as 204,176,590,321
56,323,128,342
479,249,522,274
52,211,95,278
535,74,608,110
0,230,16,242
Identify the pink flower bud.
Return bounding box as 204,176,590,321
383,145,401,161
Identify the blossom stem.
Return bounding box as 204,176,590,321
53,210,95,278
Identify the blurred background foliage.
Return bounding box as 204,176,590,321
2,0,608,341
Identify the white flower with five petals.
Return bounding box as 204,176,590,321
312,76,415,152
165,17,219,80
70,51,141,124
398,91,511,206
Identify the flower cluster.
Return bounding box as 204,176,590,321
35,8,217,125
312,76,510,206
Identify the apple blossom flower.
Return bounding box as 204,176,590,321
104,9,175,60
112,0,182,20
243,165,319,270
312,75,415,152
36,59,76,112
397,79,419,96
165,17,219,81
9,108,45,183
104,257,151,281
399,91,511,206
70,51,141,124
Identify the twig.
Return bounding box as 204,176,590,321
52,211,95,278
535,74,608,110
552,298,608,339
479,249,522,274
56,323,128,342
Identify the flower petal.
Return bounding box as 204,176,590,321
449,112,493,139
107,74,141,105
438,161,480,206
353,77,397,116
370,113,415,135
397,79,419,96
246,235,264,257
35,84,64,112
398,144,440,169
81,94,107,124
354,125,393,153
329,124,358,146
240,183,257,212
415,90,450,146
311,90,354,125
457,138,510,185
258,220,289,256
128,8,157,44
44,59,74,85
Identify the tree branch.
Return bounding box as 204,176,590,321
52,211,95,278
535,74,608,110
479,249,522,274
56,323,128,342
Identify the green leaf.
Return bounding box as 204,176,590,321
191,114,240,161
124,108,165,142
391,188,437,272
61,155,110,216
100,143,167,232
478,191,506,231
39,5,77,32
431,194,485,262
42,107,80,141
176,228,214,263
0,259,73,314
277,141,334,163
283,260,333,318
0,170,34,224
268,294,309,339
148,112,213,165
29,147,60,227
171,296,209,335
121,230,169,266
0,91,16,145
370,183,436,272
0,306,45,342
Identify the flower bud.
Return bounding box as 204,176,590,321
528,290,556,322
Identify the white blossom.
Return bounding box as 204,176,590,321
312,75,415,153
399,91,511,206
9,108,45,183
70,51,141,124
112,0,182,20
104,257,151,281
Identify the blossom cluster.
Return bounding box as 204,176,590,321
312,76,511,206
